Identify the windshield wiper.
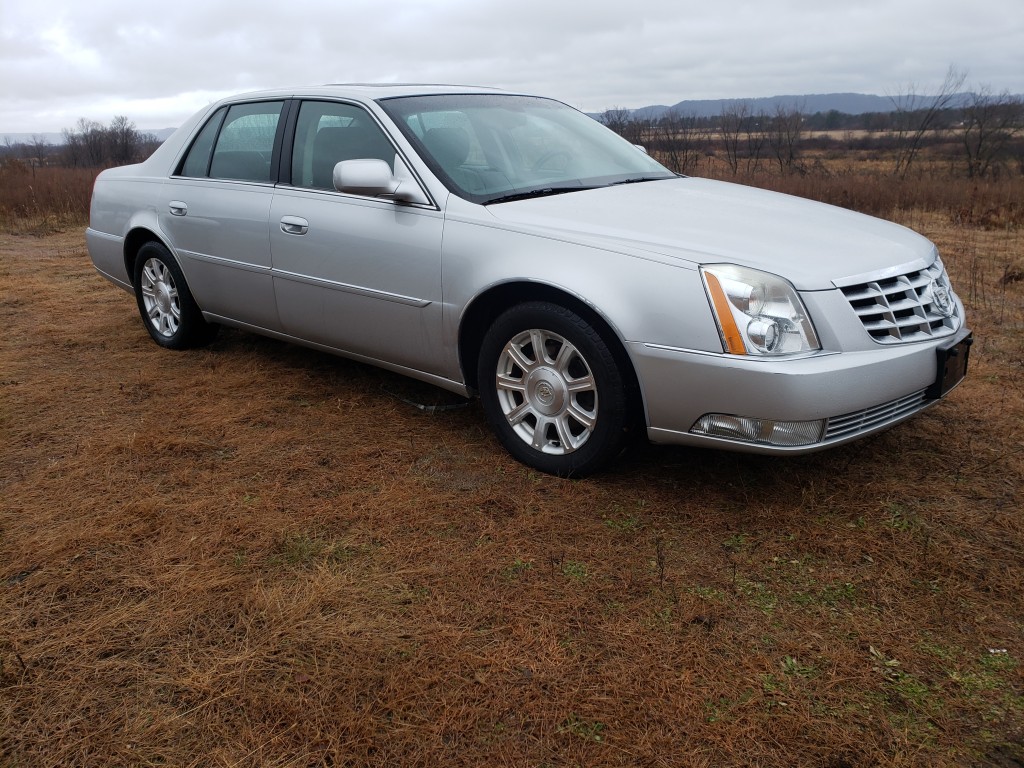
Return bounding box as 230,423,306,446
607,175,672,186
483,186,596,205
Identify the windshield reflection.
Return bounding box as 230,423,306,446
379,94,676,204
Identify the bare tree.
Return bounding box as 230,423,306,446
107,115,140,165
138,131,163,159
601,107,646,146
59,116,153,167
889,65,967,178
654,110,705,174
767,105,805,174
719,102,750,176
600,107,631,134
744,112,769,175
28,135,50,168
76,118,106,166
959,88,1024,178
61,127,83,167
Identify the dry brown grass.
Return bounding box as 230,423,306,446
693,154,1024,229
0,163,97,236
2,204,1024,765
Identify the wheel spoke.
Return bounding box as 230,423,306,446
531,416,552,449
495,372,526,393
529,329,551,364
565,373,595,394
505,340,535,373
505,399,534,426
566,400,597,430
553,340,575,373
552,414,575,449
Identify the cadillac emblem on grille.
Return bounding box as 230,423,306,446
930,281,954,318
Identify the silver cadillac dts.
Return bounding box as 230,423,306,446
86,85,971,476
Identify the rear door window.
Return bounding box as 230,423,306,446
179,107,226,177
180,101,284,182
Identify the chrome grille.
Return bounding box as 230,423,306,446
824,389,928,440
840,257,961,344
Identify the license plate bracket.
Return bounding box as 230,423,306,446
926,332,972,399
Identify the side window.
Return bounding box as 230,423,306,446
179,107,226,177
178,102,284,181
207,101,284,182
290,101,396,190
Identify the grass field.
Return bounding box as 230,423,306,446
1,191,1023,763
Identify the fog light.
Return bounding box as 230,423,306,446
690,414,825,447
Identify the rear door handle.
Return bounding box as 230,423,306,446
280,216,309,235
169,201,188,216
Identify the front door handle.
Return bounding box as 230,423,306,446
169,201,188,216
280,216,309,236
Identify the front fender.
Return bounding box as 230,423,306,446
443,211,721,356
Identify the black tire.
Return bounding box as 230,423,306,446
477,301,633,477
132,241,218,350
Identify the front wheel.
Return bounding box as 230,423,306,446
132,242,217,350
477,302,633,477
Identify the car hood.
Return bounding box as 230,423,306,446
482,177,936,291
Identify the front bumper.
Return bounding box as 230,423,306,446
632,325,971,454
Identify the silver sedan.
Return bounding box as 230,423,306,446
86,85,971,476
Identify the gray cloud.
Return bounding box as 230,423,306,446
2,0,1022,133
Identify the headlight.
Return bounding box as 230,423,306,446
701,264,820,356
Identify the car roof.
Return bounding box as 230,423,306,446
221,83,513,103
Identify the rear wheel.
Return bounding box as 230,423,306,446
133,242,217,349
478,301,632,477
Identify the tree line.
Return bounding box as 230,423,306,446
602,81,1024,180
3,80,1022,182
1,116,162,169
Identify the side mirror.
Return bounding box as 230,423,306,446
333,159,429,205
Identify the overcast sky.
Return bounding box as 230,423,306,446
3,0,1022,135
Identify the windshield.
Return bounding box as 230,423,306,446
378,94,676,204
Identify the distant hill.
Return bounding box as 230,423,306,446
630,93,899,119
597,92,996,120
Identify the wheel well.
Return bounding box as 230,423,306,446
459,283,643,415
123,228,167,281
